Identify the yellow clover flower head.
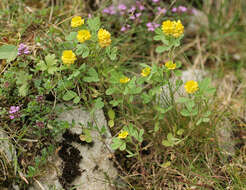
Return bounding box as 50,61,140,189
119,76,130,84
162,20,184,38
184,80,199,94
118,130,128,139
165,61,176,70
98,28,111,48
77,30,91,43
71,16,84,28
62,50,77,65
141,67,151,77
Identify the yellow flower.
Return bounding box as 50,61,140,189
141,67,151,77
71,16,84,28
184,80,199,94
162,20,184,38
118,130,128,139
77,30,91,43
165,61,176,70
98,28,111,47
119,77,130,84
62,50,77,65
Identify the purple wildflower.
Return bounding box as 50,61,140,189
128,6,136,13
9,106,21,120
18,43,30,56
102,6,116,15
146,22,160,32
129,15,136,20
152,0,159,2
178,6,187,12
136,1,145,11
172,7,178,13
120,24,131,32
118,4,127,11
135,13,142,18
157,7,167,14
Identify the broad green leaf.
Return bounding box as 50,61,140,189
63,90,77,101
106,87,116,95
108,109,115,120
119,142,126,151
0,45,18,62
180,109,190,117
108,120,114,128
83,68,99,82
94,97,104,109
73,96,80,104
176,97,190,103
156,45,170,53
87,17,101,32
162,140,173,147
65,32,77,41
177,129,184,135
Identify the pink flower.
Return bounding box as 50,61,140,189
120,25,131,32
157,7,167,14
18,43,30,56
152,0,159,2
146,22,159,32
118,4,127,11
178,6,187,12
172,7,177,12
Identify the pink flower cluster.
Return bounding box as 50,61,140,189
9,106,20,119
172,6,188,13
146,22,160,31
18,43,30,56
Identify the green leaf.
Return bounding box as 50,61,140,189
162,140,173,147
63,90,77,101
0,45,18,62
83,68,99,82
65,32,77,41
180,109,190,117
177,129,184,136
119,142,126,151
141,92,152,104
73,96,80,104
109,99,120,107
87,17,101,32
156,45,170,53
108,120,114,128
176,97,190,103
106,87,116,95
111,138,123,150
106,46,117,61
36,61,47,71
76,44,90,58
94,97,104,109
108,109,115,120
174,70,182,77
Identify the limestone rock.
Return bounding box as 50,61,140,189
0,130,16,163
216,118,235,157
187,9,209,35
29,104,118,190
160,69,207,103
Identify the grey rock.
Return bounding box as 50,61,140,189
29,104,118,190
0,130,16,163
160,69,207,103
187,9,209,35
216,118,235,157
